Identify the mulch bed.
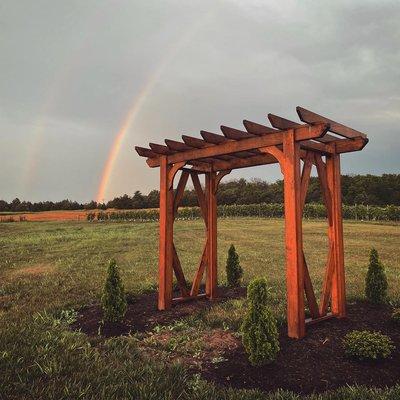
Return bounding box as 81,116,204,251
202,301,400,394
73,289,400,394
72,286,246,337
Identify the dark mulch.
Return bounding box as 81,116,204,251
72,286,246,337
202,301,400,394
73,290,400,394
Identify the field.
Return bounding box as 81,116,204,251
0,209,91,222
1,218,400,399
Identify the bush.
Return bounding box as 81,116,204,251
391,308,400,324
343,330,395,361
226,245,243,287
241,278,280,366
365,248,388,304
101,259,127,322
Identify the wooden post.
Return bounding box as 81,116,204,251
283,130,305,339
158,156,174,310
206,171,217,299
326,152,346,317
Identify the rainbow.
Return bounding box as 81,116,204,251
22,7,108,196
95,11,214,203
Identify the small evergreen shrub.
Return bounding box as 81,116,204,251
365,248,388,304
101,259,127,322
343,330,395,361
391,308,400,324
226,244,243,287
241,278,280,366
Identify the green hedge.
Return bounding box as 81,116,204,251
87,203,400,222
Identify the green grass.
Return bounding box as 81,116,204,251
0,219,399,399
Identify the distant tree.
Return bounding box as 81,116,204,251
146,190,159,208
11,198,21,211
132,191,146,209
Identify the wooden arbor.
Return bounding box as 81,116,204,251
135,107,368,339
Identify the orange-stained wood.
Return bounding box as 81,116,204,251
319,243,335,315
327,152,346,317
215,170,231,192
158,156,174,310
146,124,328,167
300,152,314,210
303,254,319,319
173,171,189,215
190,241,208,296
283,130,305,339
191,172,208,224
314,154,333,225
299,152,319,319
172,244,189,297
296,106,367,140
206,171,218,299
136,107,368,337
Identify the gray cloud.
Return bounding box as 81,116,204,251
1,0,399,201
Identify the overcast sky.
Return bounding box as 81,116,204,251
1,0,399,202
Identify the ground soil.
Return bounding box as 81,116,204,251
73,286,246,337
73,289,400,394
202,301,400,394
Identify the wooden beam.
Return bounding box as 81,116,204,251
165,139,192,151
190,242,208,296
135,146,158,158
191,172,208,224
206,171,218,299
221,125,256,140
267,114,339,145
303,254,320,319
319,243,335,315
201,131,255,157
243,120,277,135
314,154,333,225
181,135,235,161
173,171,189,215
283,130,305,339
172,245,189,297
150,143,175,155
147,124,329,167
300,152,314,210
327,153,346,317
158,156,174,310
334,137,368,153
296,106,367,139
215,170,231,192
299,152,319,320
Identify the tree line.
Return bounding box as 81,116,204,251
1,174,399,213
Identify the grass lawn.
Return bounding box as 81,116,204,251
0,218,399,399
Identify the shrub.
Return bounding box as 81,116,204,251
101,259,127,322
226,245,243,287
391,308,400,324
343,330,395,361
365,248,388,304
241,278,280,366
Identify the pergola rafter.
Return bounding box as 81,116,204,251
135,106,368,338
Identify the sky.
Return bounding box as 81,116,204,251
1,0,399,203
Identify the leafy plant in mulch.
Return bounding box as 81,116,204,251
226,244,243,287
365,248,388,304
241,278,279,366
343,330,395,361
101,259,127,323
